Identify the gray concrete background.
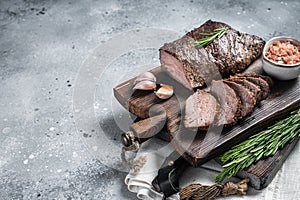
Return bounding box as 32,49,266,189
0,0,299,199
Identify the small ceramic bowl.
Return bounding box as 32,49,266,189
262,36,300,80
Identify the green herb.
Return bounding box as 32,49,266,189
194,27,229,48
215,108,300,183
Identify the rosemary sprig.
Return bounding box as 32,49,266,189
215,108,300,183
194,27,229,48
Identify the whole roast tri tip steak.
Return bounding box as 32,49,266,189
160,20,265,90
184,73,272,129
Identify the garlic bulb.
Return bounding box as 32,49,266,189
155,84,173,99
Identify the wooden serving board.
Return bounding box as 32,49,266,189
113,60,300,168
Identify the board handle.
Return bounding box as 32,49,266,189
121,113,166,147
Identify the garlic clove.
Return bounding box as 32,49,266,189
155,84,174,99
134,72,156,85
133,72,157,91
133,80,157,91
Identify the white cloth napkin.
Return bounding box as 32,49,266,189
124,138,178,200
124,138,225,200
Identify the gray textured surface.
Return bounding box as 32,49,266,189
0,0,299,199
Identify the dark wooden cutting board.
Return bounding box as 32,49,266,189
113,59,300,168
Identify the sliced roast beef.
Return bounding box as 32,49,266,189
240,73,274,87
184,90,218,129
228,77,263,102
210,80,242,126
234,73,271,100
183,74,272,129
160,20,265,89
224,80,256,117
244,77,270,100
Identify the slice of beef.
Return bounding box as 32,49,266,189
184,90,218,129
233,73,272,100
240,73,274,88
245,76,270,100
224,80,256,117
210,80,242,126
160,36,220,89
160,20,265,89
228,77,263,102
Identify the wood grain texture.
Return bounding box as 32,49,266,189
130,114,167,142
